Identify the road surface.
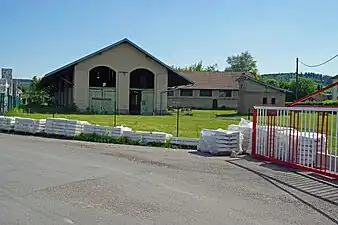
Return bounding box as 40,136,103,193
0,133,337,225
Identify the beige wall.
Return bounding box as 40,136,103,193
73,43,168,114
167,89,238,109
237,77,286,114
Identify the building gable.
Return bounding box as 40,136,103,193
75,42,167,75
237,75,291,93
42,38,193,86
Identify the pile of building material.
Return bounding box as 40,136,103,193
0,116,16,131
45,118,90,137
82,124,132,138
13,117,46,134
197,128,243,155
296,132,326,165
170,137,199,147
256,126,296,158
228,118,253,153
256,126,326,166
123,130,172,144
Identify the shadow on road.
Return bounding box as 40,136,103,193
189,150,338,224
226,159,338,224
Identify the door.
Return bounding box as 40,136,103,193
129,90,142,115
141,90,154,115
212,99,218,109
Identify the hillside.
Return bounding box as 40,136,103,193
261,72,332,86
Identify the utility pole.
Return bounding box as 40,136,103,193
295,57,299,99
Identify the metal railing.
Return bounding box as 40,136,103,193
252,106,338,178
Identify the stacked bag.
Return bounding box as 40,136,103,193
228,118,253,153
256,125,296,159
297,132,326,166
256,126,326,166
83,124,131,138
197,128,243,155
45,118,90,137
170,137,200,147
13,117,46,134
0,116,16,131
123,130,172,144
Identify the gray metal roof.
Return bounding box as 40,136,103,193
43,38,194,85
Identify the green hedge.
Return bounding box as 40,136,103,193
285,100,338,106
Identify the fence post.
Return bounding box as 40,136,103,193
176,108,180,137
114,101,117,127
251,107,257,156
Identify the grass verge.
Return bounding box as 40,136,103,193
0,130,197,150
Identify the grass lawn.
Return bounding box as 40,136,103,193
5,110,245,138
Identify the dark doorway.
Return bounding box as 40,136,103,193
89,66,116,87
129,90,142,115
212,99,218,109
129,68,154,89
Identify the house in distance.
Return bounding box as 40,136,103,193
169,71,291,114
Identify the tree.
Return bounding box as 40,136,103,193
173,61,219,72
225,51,258,79
278,80,291,90
289,77,317,99
22,76,50,105
264,78,279,87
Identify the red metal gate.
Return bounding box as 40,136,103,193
252,106,338,178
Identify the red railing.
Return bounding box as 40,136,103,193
251,106,338,178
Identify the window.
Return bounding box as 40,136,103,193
263,97,267,104
167,90,174,96
219,90,232,97
271,98,276,104
200,89,212,97
180,89,193,96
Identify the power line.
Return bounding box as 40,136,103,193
298,53,338,68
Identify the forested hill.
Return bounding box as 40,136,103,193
261,72,333,86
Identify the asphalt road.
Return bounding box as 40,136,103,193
0,133,337,225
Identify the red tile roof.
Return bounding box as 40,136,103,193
179,71,249,90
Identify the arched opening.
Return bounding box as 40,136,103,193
89,66,116,87
129,68,155,115
129,68,154,89
88,66,116,114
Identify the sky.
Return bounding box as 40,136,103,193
0,0,338,79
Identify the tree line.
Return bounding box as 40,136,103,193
173,51,332,101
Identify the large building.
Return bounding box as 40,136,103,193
40,38,193,115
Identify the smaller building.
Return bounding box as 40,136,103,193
167,71,248,109
236,75,291,114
